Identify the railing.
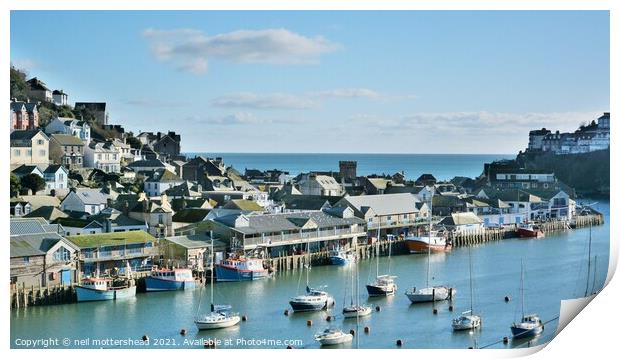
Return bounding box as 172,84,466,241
79,247,159,262
243,228,363,247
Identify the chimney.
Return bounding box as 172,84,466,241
123,200,129,216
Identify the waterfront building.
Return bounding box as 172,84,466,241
23,206,69,222
84,141,121,173
10,217,79,288
209,208,367,256
297,173,345,196
10,130,49,168
437,212,484,233
45,117,91,143
66,231,158,277
49,133,84,170
432,194,467,216
60,188,110,215
172,208,211,231
53,217,104,236
128,197,174,238
10,100,39,130
12,164,44,181
336,193,426,238
74,102,107,125
527,128,552,151
160,234,227,271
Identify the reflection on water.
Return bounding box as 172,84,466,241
10,201,610,349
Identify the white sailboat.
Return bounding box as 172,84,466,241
452,246,481,331
314,328,353,346
194,233,241,330
366,223,397,296
289,238,335,312
510,260,543,339
406,193,455,303
343,239,372,318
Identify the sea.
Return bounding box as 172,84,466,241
10,153,610,349
183,153,514,180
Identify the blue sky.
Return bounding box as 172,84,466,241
10,11,609,153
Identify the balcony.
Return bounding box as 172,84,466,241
242,227,364,248
79,246,159,263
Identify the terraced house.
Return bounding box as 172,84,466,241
10,130,49,168
210,207,367,256
49,133,84,170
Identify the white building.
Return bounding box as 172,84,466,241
84,141,121,173
42,165,68,195
60,188,110,215
52,90,69,106
297,173,344,196
144,169,185,197
45,117,90,143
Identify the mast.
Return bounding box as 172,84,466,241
210,230,214,312
592,255,598,295
584,220,592,297
520,259,525,319
376,223,380,278
306,235,310,287
427,189,433,287
468,245,474,313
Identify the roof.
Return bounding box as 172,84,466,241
10,217,62,236
10,130,47,146
128,159,166,169
12,165,41,176
281,194,343,211
23,206,69,221
67,230,156,249
90,210,146,227
50,134,84,146
43,164,67,174
165,181,202,198
172,208,211,223
223,199,264,211
18,195,61,210
384,185,423,194
53,217,101,229
432,195,465,208
339,193,421,216
10,233,68,258
27,77,50,91
438,212,484,226
366,178,390,190
66,188,110,205
214,210,366,235
164,234,227,250
146,169,182,183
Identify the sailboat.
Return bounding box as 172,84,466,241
194,232,241,330
289,239,335,312
510,260,543,339
452,246,481,330
405,196,455,303
343,240,372,318
366,224,398,296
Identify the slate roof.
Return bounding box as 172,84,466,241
10,217,61,236
23,206,69,222
438,212,484,226
223,199,264,211
12,165,41,176
50,134,84,146
281,194,343,211
68,188,110,205
172,208,211,223
10,130,46,146
145,169,182,183
19,195,61,210
53,217,102,229
339,193,421,216
43,164,67,174
214,210,365,235
164,234,226,250
128,159,166,169
10,233,68,258
74,102,106,112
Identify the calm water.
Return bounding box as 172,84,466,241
184,153,512,180
11,201,610,349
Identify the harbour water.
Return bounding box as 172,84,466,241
184,153,512,179
10,201,609,349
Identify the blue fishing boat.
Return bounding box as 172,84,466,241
145,268,196,291
214,257,271,282
328,247,354,265
75,277,136,302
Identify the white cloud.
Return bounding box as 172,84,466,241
191,112,297,126
142,27,339,74
311,88,381,99
211,93,317,110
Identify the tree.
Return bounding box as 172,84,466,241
10,174,21,197
20,174,46,194
10,66,29,100
126,135,142,149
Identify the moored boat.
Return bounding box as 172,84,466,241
452,310,482,331
145,267,196,291
343,305,372,318
314,328,353,346
289,286,335,312
75,277,136,302
517,223,544,238
328,247,354,265
405,231,452,253
511,314,543,339
366,275,397,296
405,285,454,303
215,257,271,282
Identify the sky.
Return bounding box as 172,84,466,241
10,11,610,154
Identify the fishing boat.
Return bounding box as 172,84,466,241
290,239,335,312
405,229,452,253
343,241,372,318
75,277,136,302
328,247,355,265
405,193,455,304
314,328,353,346
145,267,196,291
194,233,241,330
366,224,398,296
517,222,544,238
452,246,481,331
215,257,271,282
510,261,543,339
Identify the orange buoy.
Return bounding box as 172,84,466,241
433,308,438,314
503,337,509,344
180,329,186,335
307,320,313,326
142,335,149,341
375,306,381,312
449,306,453,312
242,315,248,321
396,339,403,347
364,326,370,334
284,309,289,316
326,315,332,322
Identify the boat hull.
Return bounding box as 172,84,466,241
405,287,453,303
317,334,353,346
366,284,396,297
194,316,241,330
343,306,372,318
75,285,136,302
215,264,270,282
289,299,333,312
145,276,196,291
452,315,482,331
517,228,545,238
406,239,452,254
510,324,543,339
329,256,351,265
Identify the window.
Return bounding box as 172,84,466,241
97,154,102,160
14,149,21,156
91,205,96,213
39,150,46,156
23,257,30,264
27,149,32,156
53,247,71,262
